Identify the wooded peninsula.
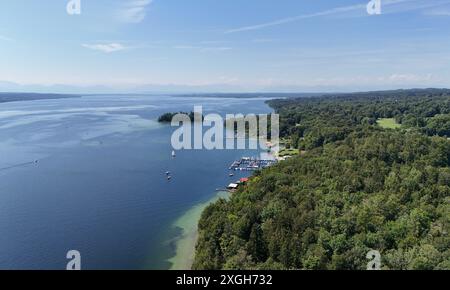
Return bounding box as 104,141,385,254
193,88,450,270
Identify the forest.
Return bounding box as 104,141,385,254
158,111,203,123
193,89,450,270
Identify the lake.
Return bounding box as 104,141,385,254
0,94,273,269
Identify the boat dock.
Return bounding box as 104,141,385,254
229,157,277,171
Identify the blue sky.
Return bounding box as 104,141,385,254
1,0,450,93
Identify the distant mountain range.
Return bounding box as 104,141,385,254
0,80,252,94
2,80,448,95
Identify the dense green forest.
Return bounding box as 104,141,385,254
193,89,450,270
158,111,204,123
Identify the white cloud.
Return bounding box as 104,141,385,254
225,0,445,33
117,0,153,23
292,73,439,87
387,73,434,83
82,43,127,53
237,73,441,90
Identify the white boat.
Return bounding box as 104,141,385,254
172,150,176,158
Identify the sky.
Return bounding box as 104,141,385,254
1,0,450,93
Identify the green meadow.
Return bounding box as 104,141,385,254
377,118,402,129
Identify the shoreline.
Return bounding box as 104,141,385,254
167,151,277,270
167,191,230,270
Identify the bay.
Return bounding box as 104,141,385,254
0,94,273,269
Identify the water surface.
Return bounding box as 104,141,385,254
0,95,272,269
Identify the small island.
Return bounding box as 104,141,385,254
158,111,204,123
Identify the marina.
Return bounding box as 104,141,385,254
229,157,277,171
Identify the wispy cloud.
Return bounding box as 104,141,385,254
82,43,128,53
174,45,232,52
388,73,435,83
249,73,441,90
226,3,366,33
252,38,277,43
0,35,13,42
225,0,444,33
385,0,450,14
200,40,230,45
117,0,153,23
424,7,450,16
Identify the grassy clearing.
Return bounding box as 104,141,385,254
278,148,300,157
377,118,402,129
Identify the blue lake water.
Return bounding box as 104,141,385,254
0,95,273,269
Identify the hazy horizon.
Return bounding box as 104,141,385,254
2,0,450,93
1,82,449,96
